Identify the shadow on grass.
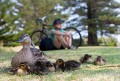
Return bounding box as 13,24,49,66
0,66,11,75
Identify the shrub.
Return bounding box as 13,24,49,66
3,42,20,47
81,37,88,46
98,37,117,46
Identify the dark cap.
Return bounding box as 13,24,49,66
53,18,63,25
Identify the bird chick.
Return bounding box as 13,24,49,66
93,56,106,65
55,59,81,72
46,61,55,72
80,54,93,64
9,63,30,75
33,60,48,75
16,63,30,75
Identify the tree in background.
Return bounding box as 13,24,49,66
0,0,20,43
1,0,120,46
61,0,120,45
0,0,63,46
17,0,63,35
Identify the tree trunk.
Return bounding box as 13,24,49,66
88,25,98,45
87,0,98,45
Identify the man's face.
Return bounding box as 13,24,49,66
54,23,62,29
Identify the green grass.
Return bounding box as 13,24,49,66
0,47,120,81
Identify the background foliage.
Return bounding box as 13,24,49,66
0,0,120,46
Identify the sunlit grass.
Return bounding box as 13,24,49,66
0,46,120,81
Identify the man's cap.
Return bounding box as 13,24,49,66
53,18,63,25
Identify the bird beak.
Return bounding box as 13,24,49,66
17,37,25,43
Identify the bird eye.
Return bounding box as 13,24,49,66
23,34,28,37
25,34,28,36
58,61,62,64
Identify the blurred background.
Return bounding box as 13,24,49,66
0,0,120,47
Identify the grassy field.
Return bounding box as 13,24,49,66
0,46,120,81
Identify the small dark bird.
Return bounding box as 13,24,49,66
80,54,93,64
93,56,106,65
46,61,55,72
16,63,30,75
8,62,30,75
33,60,48,75
55,59,81,72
